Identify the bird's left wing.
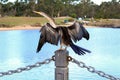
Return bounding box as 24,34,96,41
67,21,89,43
37,23,60,52
43,23,60,44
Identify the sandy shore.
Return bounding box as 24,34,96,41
0,25,95,31
0,25,40,31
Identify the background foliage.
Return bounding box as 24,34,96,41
0,0,120,19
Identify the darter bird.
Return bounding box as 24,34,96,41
33,11,91,55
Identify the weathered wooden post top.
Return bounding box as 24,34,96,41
54,50,69,80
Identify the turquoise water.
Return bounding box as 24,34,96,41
0,28,120,80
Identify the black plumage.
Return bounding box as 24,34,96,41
34,11,91,55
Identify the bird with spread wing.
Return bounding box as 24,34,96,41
33,11,91,55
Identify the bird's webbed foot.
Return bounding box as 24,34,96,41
59,45,67,50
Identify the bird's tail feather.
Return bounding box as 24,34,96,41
70,44,91,55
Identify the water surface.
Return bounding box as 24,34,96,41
0,28,120,80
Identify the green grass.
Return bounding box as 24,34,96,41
0,17,71,27
0,17,119,28
0,17,47,27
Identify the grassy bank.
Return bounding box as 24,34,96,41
0,17,71,27
0,17,120,28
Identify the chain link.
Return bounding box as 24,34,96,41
0,58,52,77
0,54,120,80
71,57,120,80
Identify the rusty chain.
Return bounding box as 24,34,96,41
71,57,120,80
0,58,52,77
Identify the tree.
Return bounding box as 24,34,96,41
54,0,64,17
0,0,8,17
2,2,14,16
0,0,8,3
0,0,119,18
75,0,96,18
95,0,120,19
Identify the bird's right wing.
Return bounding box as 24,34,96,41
67,21,89,43
37,23,60,52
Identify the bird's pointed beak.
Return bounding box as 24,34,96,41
33,11,57,28
33,11,42,15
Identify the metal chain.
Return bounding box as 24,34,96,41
1,54,120,80
71,57,120,80
0,58,52,77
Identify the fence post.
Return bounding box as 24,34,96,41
54,49,69,80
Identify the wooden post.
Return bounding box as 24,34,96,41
54,50,69,80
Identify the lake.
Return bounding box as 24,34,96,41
0,28,120,80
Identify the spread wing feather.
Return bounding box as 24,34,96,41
37,23,60,52
67,22,89,43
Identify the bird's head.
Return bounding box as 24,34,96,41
33,11,57,28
